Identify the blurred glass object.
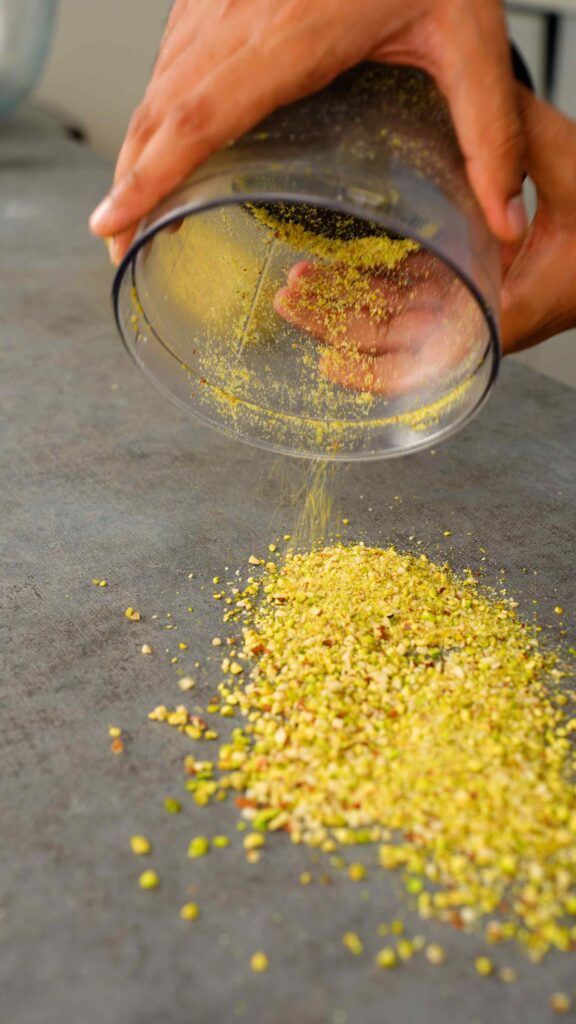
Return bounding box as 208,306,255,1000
0,0,58,119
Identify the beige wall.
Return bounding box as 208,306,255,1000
35,1,575,386
36,0,171,158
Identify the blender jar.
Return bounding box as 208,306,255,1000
113,63,501,460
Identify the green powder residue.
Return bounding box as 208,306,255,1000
246,203,419,271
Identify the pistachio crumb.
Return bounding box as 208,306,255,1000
188,836,210,858
375,947,397,969
180,902,200,921
397,939,414,961
498,967,518,984
342,932,363,956
425,944,446,966
348,863,366,882
250,951,269,972
138,870,159,890
130,835,151,855
243,833,265,851
550,993,572,1014
475,956,494,977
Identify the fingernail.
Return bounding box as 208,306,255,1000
506,193,529,239
106,236,122,266
89,194,114,233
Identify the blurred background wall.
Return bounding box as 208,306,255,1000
36,0,172,157
33,0,576,386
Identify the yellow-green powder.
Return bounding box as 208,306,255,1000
185,543,576,961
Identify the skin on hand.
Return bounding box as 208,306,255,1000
90,0,527,263
274,88,576,385
501,88,576,354
274,253,484,397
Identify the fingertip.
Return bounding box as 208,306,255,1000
273,287,291,315
442,62,527,242
89,195,114,236
287,261,315,286
480,192,527,244
506,193,529,240
89,176,140,238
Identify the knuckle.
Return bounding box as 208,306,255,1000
490,116,525,167
128,103,154,144
120,164,145,196
170,94,215,143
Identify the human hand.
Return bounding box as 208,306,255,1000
277,88,576,392
90,0,527,263
274,252,484,396
501,88,576,354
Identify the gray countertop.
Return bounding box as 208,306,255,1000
1,112,575,1024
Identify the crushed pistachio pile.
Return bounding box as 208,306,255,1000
171,543,575,961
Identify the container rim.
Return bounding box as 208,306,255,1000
112,187,501,460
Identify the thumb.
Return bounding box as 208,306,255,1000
435,4,527,242
516,85,576,207
501,89,576,353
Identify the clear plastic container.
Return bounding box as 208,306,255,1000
0,0,58,119
114,63,501,460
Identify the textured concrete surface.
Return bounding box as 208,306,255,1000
1,114,575,1024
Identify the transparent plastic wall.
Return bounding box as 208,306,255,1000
0,0,58,119
114,64,500,460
